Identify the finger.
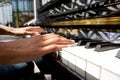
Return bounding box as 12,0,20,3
41,33,61,40
25,31,44,35
44,34,75,44
41,36,74,47
40,44,68,55
32,32,40,35
24,31,35,35
56,39,75,44
26,26,47,33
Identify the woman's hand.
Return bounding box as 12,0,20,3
0,25,47,35
12,26,47,36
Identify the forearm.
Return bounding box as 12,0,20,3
0,42,19,65
0,41,33,65
0,38,42,65
0,25,15,35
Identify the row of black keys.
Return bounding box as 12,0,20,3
76,39,120,52
75,39,120,59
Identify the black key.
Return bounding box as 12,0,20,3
95,43,120,52
77,39,91,46
85,42,110,48
116,50,120,59
70,36,80,42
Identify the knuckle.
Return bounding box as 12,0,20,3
52,44,58,50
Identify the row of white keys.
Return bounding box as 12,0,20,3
62,46,101,80
83,47,120,80
60,46,120,80
60,46,94,78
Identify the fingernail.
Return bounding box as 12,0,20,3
67,43,77,47
71,40,75,43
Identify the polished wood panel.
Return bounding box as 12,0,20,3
45,16,120,26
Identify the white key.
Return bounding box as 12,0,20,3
68,53,76,71
60,50,69,66
75,56,87,77
100,59,120,80
61,48,87,77
86,62,101,80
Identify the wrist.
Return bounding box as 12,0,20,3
10,28,18,35
0,25,16,35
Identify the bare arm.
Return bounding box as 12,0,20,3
0,33,75,65
0,25,47,35
0,25,15,35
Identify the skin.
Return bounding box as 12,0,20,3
0,25,75,65
0,25,47,35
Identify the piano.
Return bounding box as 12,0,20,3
35,0,120,80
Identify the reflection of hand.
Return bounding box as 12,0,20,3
12,26,47,36
0,33,75,65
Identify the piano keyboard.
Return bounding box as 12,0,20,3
36,0,120,80
58,41,120,80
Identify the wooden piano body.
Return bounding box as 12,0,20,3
35,0,120,80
